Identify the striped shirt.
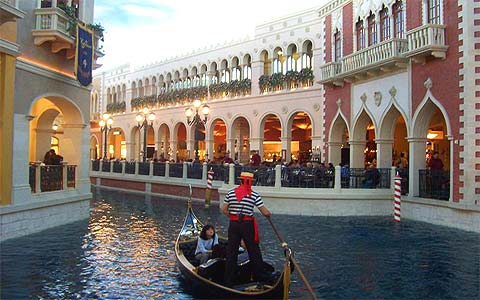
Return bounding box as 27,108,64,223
224,188,264,216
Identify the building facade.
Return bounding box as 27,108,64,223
1,0,103,241
89,0,479,231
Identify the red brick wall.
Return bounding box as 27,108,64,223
406,0,423,30
411,1,461,201
151,183,219,201
325,15,332,63
101,178,145,191
343,3,354,56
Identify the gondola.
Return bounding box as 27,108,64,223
175,199,293,299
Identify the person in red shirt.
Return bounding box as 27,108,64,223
250,150,261,166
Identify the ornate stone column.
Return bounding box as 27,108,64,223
408,137,428,198
348,140,365,168
375,138,394,168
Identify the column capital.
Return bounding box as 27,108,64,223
406,137,427,143
374,139,394,144
348,140,365,146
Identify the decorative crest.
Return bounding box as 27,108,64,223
374,92,382,107
424,78,433,90
360,92,367,103
389,86,397,97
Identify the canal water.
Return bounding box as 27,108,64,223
1,188,479,300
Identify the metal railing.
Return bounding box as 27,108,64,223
29,163,77,193
90,160,396,191
419,169,449,200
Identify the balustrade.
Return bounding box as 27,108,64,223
406,24,447,59
320,62,342,81
28,163,77,193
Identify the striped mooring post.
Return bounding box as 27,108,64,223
394,174,402,222
205,168,214,208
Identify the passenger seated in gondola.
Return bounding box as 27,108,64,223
195,224,219,264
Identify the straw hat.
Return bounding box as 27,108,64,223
238,172,254,179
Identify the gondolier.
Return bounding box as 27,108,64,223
223,171,272,286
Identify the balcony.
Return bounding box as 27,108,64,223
31,7,104,63
405,24,448,62
0,0,25,23
320,38,408,86
31,7,76,58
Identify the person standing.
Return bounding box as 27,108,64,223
223,172,272,286
250,150,261,166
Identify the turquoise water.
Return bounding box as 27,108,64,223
1,188,479,299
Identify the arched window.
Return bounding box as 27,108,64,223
243,54,252,79
368,13,377,46
194,75,200,87
211,74,218,84
232,68,241,81
201,73,207,86
334,29,341,62
356,19,365,50
221,70,230,83
286,44,297,72
427,0,441,24
185,77,191,88
380,6,390,41
393,1,405,38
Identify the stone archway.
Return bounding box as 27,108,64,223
231,117,250,164
158,123,170,160
328,113,349,166
287,112,312,163
260,114,282,162
90,135,99,160
209,118,227,163
351,109,376,168
107,128,126,159
411,97,451,200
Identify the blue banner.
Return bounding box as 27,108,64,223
75,24,94,86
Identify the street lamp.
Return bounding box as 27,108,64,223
99,113,113,159
185,99,210,161
136,107,156,162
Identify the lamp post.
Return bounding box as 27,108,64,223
185,99,210,161
99,113,113,159
136,107,156,162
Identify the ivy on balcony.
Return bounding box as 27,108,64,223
58,3,104,42
130,78,251,110
106,101,126,114
259,68,314,94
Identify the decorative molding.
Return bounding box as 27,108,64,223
336,98,342,107
16,59,90,91
227,112,232,119
424,77,433,90
389,86,397,98
313,103,321,111
0,38,21,57
282,106,288,114
360,92,367,103
374,91,382,107
253,110,258,117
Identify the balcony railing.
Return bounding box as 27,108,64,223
342,38,408,74
29,162,77,193
320,38,408,85
32,7,75,57
405,24,447,60
319,62,342,83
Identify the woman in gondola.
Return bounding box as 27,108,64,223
195,224,219,264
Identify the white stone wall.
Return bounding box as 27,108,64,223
0,197,90,242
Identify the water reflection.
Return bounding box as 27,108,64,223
0,188,479,300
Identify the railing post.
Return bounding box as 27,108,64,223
149,160,154,177
121,160,126,175
391,166,397,191
334,165,341,190
183,161,188,180
135,161,139,175
110,160,114,173
229,163,235,185
62,161,68,190
275,164,281,188
165,161,170,178
35,161,42,193
202,162,208,183
99,160,103,173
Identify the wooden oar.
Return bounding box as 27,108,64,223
266,216,317,300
